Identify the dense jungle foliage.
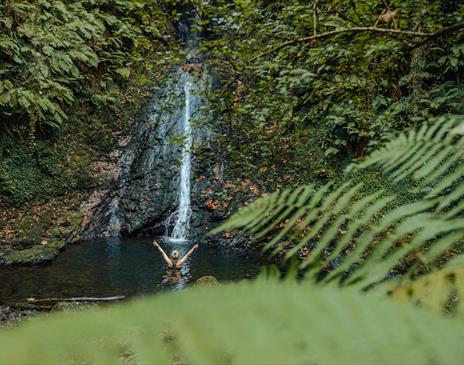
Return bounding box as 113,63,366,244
1,0,463,202
198,0,464,189
0,0,181,205
1,1,464,364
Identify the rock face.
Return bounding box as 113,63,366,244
81,69,214,240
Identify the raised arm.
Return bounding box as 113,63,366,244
153,240,172,267
177,244,199,268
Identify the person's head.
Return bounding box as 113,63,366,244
170,250,179,261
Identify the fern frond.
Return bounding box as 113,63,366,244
1,281,464,365
214,181,464,289
360,116,464,206
390,257,464,317
214,116,464,291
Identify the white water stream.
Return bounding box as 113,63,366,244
169,73,193,241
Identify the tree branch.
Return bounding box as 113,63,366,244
250,21,464,61
27,296,126,303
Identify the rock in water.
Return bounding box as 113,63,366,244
195,275,219,286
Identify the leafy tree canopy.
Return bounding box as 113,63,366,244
196,0,464,187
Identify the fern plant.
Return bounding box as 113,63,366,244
360,116,464,216
213,116,464,312
390,256,464,317
0,0,176,136
1,280,464,365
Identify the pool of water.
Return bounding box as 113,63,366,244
0,237,265,304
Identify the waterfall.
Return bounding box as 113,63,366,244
168,73,193,241
81,63,210,240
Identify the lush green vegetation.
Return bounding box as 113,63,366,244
199,0,464,188
216,116,464,316
0,0,179,205
1,280,464,364
1,0,176,135
1,1,464,364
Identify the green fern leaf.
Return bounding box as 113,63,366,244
390,257,464,317
1,281,464,364
214,117,464,292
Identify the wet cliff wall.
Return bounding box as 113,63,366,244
80,67,216,240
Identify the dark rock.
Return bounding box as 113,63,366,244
10,303,45,311
0,305,40,326
80,70,215,240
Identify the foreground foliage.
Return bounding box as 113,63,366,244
215,116,464,316
1,280,464,364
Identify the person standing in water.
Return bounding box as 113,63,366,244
152,240,199,270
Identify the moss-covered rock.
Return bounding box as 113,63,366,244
195,275,220,286
0,194,85,267
0,246,60,266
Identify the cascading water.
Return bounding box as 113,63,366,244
80,23,212,241
79,66,211,240
78,14,215,241
168,73,194,241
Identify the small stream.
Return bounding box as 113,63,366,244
0,238,264,305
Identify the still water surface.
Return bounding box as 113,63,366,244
0,237,264,304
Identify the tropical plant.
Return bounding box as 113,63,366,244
1,280,464,364
390,256,464,317
0,0,177,137
0,0,185,206
197,0,464,186
213,116,464,316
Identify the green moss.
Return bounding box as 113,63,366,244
49,226,62,238
0,246,59,266
48,240,66,251
66,212,84,237
0,137,84,207
16,209,54,242
0,191,85,266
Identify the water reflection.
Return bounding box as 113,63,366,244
0,237,264,304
